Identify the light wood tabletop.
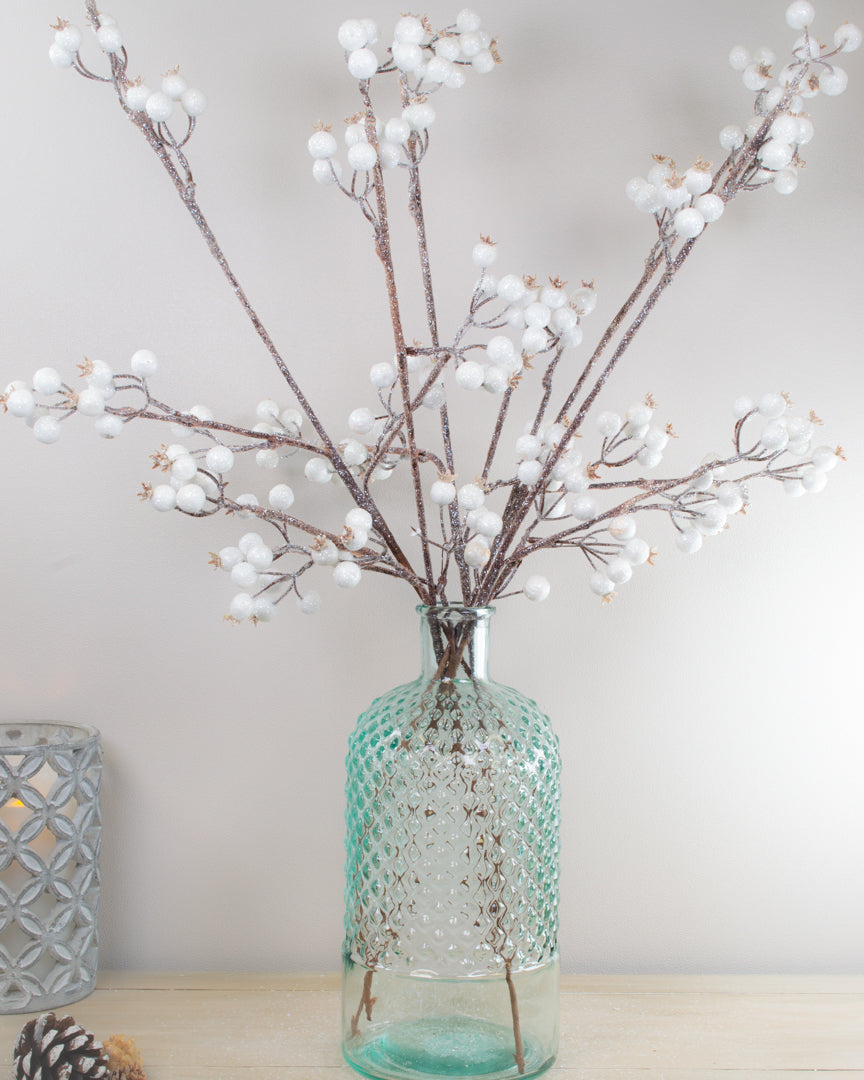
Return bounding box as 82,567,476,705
0,973,861,1078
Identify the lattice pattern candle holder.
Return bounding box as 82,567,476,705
0,722,102,1014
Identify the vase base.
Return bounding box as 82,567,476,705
344,1016,554,1080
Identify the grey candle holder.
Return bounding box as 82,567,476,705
0,722,102,1014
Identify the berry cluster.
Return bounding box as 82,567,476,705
627,3,859,241
49,7,205,191
308,10,496,189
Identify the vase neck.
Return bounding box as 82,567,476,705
419,605,494,683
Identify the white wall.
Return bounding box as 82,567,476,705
1,0,862,974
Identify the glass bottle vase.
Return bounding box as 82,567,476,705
343,605,561,1080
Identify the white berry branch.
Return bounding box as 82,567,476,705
1,3,857,622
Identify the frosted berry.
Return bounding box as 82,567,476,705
305,457,333,483
96,24,123,52
49,43,75,67
348,141,378,171
369,361,397,388
32,367,63,395
393,42,424,72
54,23,82,51
695,194,724,222
472,240,497,268
308,130,338,159
457,484,485,511
181,88,207,117
145,92,174,122
231,561,259,588
394,15,425,45
675,528,703,554
206,447,236,477
252,597,276,622
338,19,368,51
268,484,295,511
149,484,175,511
230,593,255,620
162,71,188,100
7,389,36,417
673,207,706,239
125,83,152,111
523,575,551,602
464,537,490,568
430,479,457,505
247,543,274,570
77,387,106,416
348,48,378,80
455,361,484,390
801,467,828,493
835,22,863,52
785,1,815,29
95,414,123,438
589,571,615,597
334,561,362,588
346,507,373,531
130,348,158,376
811,446,839,472
348,407,375,434
518,460,543,485
33,415,61,444
819,67,848,96
297,591,322,615
623,537,651,565
176,484,206,513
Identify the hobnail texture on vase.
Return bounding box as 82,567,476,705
344,678,560,977
0,723,102,1014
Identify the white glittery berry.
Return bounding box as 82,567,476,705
130,349,158,377
54,23,82,51
95,414,123,438
334,561,362,588
348,407,375,434
7,389,36,417
181,88,207,117
150,484,176,511
523,575,550,602
230,593,254,620
305,457,333,483
145,92,173,123
33,416,61,444
786,1,815,29
96,24,123,52
49,43,75,68
348,48,378,80
176,484,206,513
32,368,62,395
205,446,234,473
589,571,615,597
77,387,106,416
297,592,322,615
457,484,485,511
162,71,188,100
308,130,338,159
430,480,457,505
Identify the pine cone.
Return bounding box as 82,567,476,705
103,1034,146,1080
13,1012,108,1080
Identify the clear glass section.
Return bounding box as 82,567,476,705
343,606,560,1079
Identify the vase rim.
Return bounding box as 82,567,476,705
0,721,100,753
416,603,496,618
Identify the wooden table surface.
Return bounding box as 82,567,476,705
0,973,861,1078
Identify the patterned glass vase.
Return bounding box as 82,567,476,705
343,605,561,1080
